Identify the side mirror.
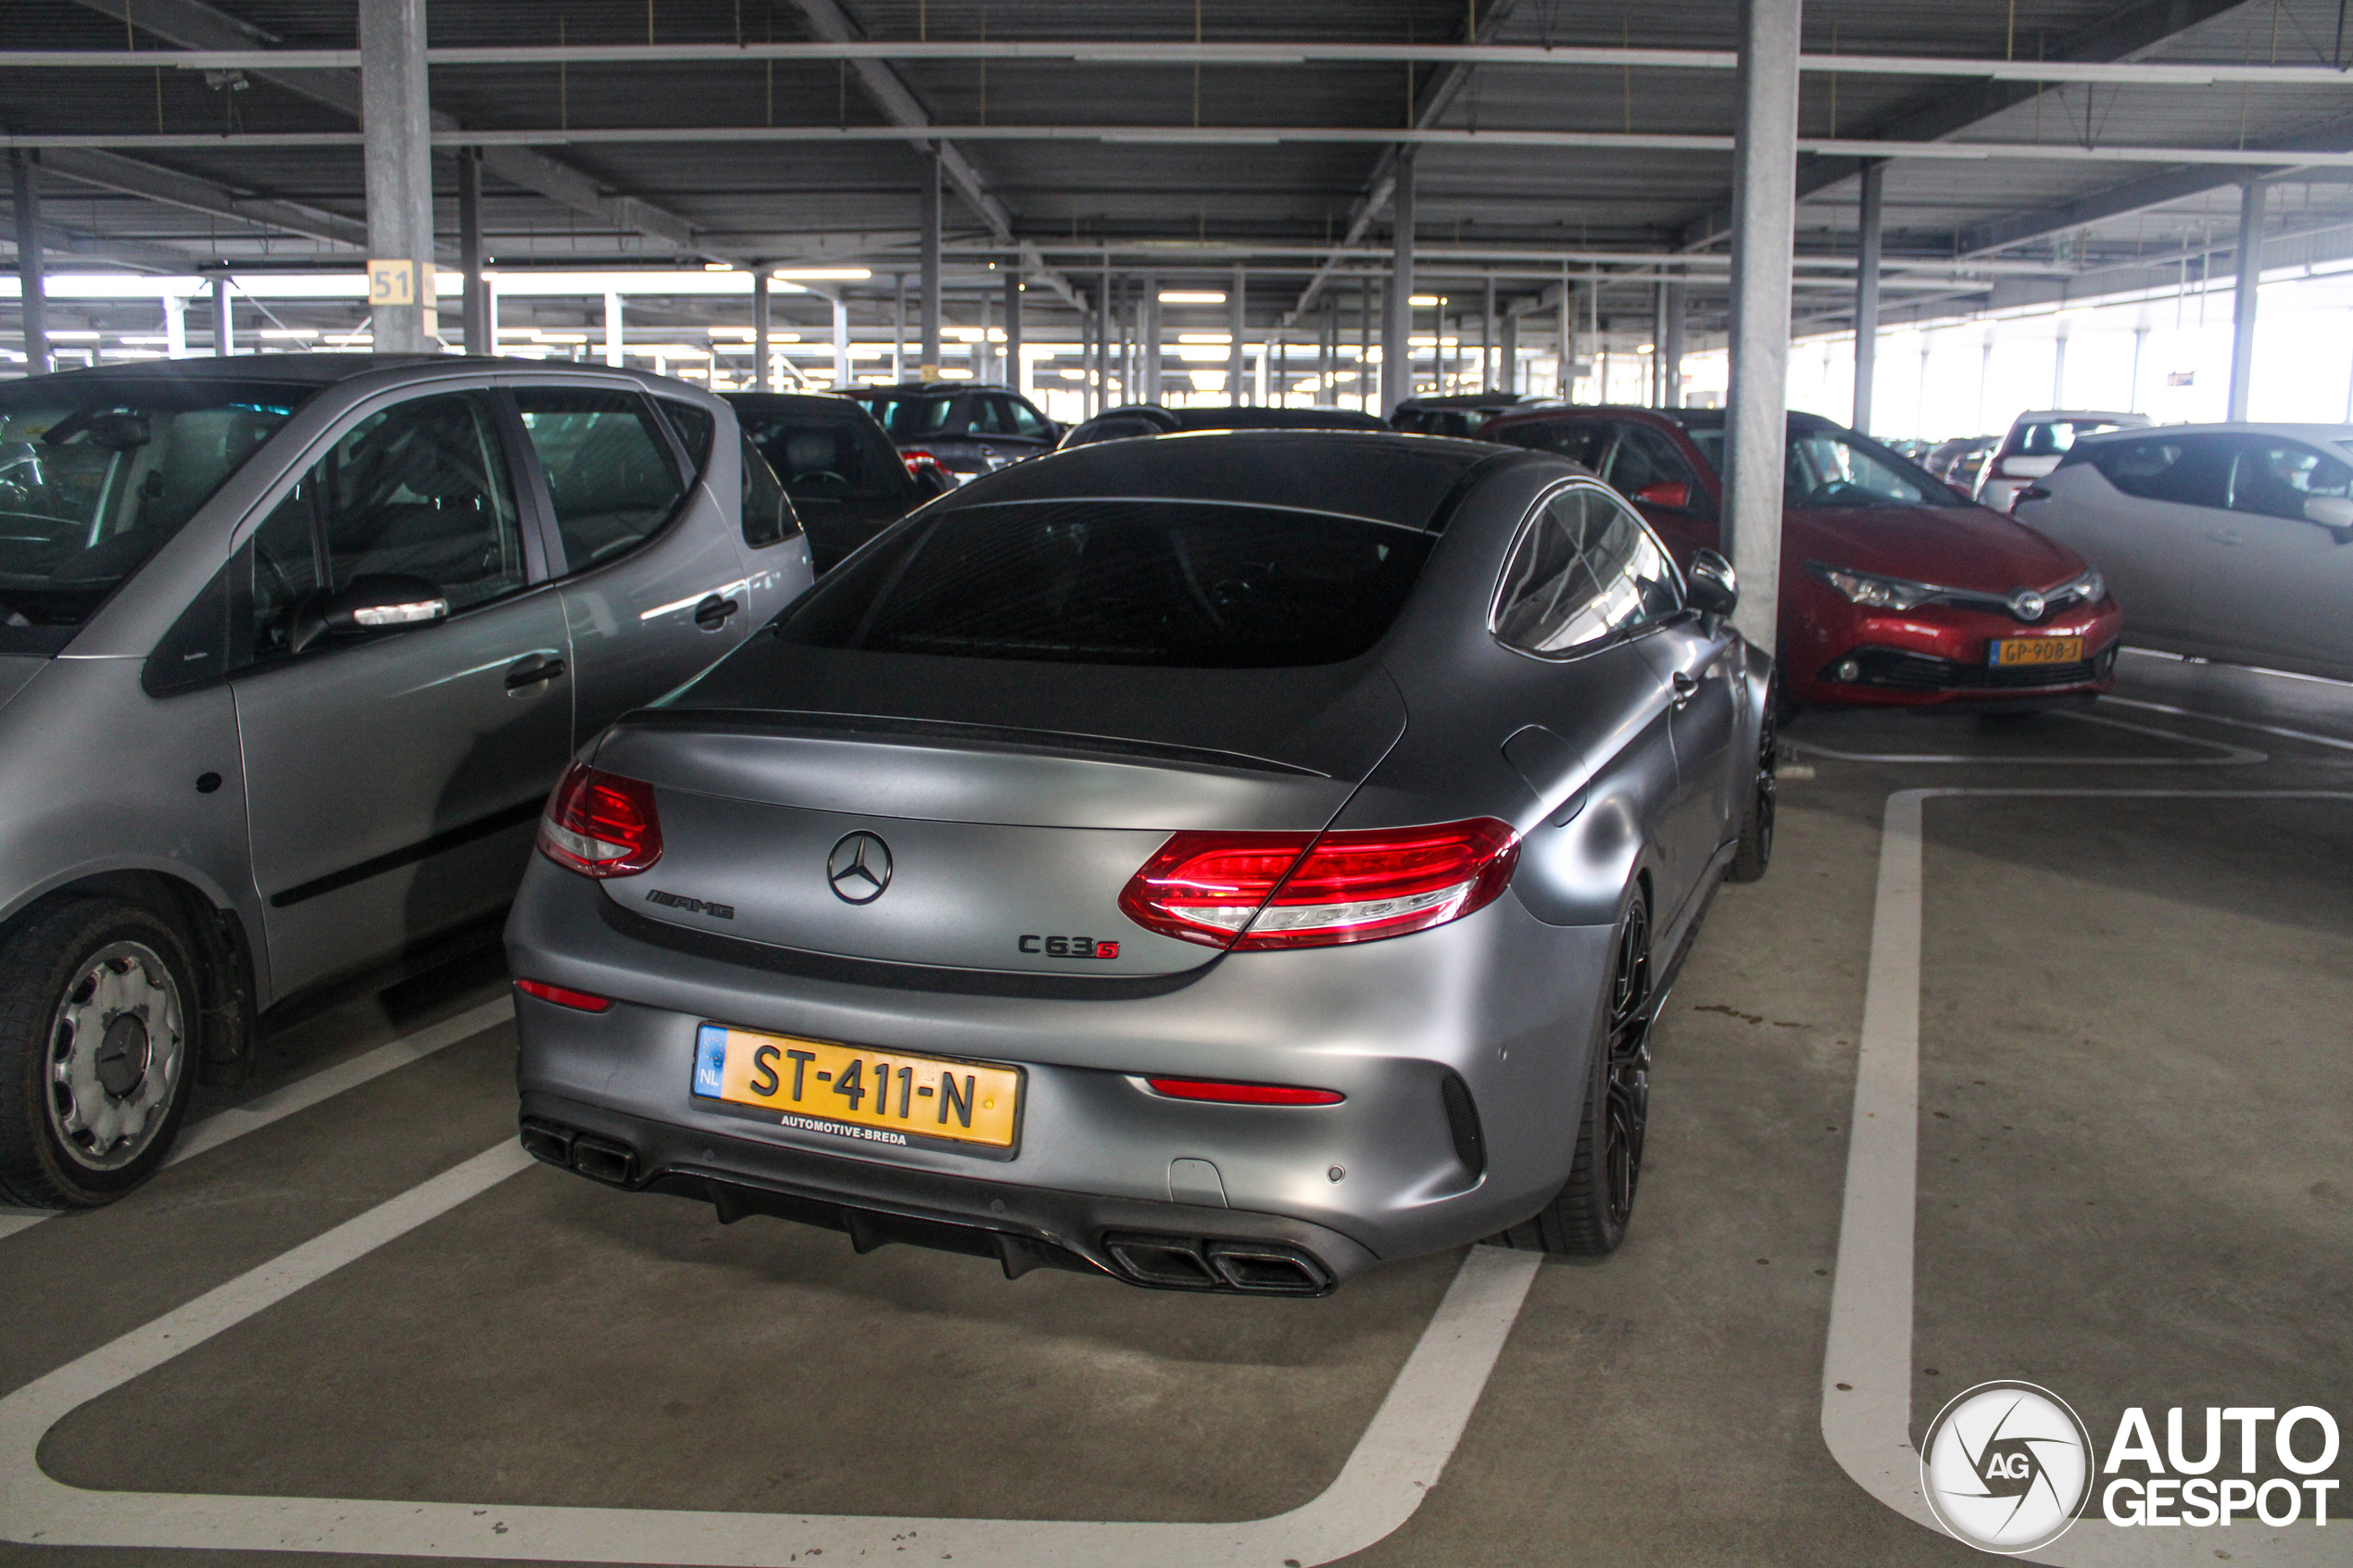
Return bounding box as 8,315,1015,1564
2305,495,2353,539
1687,549,1739,619
288,573,447,655
1634,481,1691,509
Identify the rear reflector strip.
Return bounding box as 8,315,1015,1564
515,977,613,1013
1144,1077,1344,1107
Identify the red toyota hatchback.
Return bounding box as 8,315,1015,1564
1479,406,2122,712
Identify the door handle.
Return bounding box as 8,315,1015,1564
504,655,566,691
693,593,741,632
2206,530,2243,546
1671,671,1698,709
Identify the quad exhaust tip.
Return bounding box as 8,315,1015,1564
1101,1231,1333,1296
520,1115,639,1186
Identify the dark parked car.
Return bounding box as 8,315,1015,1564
843,383,1061,481
1924,435,1996,484
1059,403,1388,450
508,431,1774,1294
1480,406,2120,713
725,393,935,571
0,356,810,1207
1390,392,1552,438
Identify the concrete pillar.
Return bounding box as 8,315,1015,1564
1499,308,1519,394
457,147,491,356
752,270,772,391
602,291,623,367
1256,333,1271,405
165,293,187,358
1098,259,1112,412
210,277,233,356
1228,267,1247,406
2129,323,2149,413
2051,325,2069,407
832,295,850,389
359,0,436,353
1661,282,1686,408
1316,307,1333,406
1482,276,1497,392
1852,160,1884,433
1723,0,1803,654
891,272,905,383
2228,181,2265,421
1358,277,1374,411
1003,270,1022,396
1382,152,1416,416
1143,275,1162,404
1652,284,1670,406
919,151,942,381
8,153,48,375
1558,277,1574,398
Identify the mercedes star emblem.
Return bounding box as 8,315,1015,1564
826,832,893,905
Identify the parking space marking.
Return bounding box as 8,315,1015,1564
1822,788,2350,1568
2099,695,2353,755
1790,711,2264,766
0,997,513,1245
0,1139,1541,1565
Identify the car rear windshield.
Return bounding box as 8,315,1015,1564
852,395,959,439
738,408,904,507
2006,418,2127,457
0,378,309,646
775,498,1433,667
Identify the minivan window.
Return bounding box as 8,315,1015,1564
653,397,716,476
0,379,308,646
854,395,960,440
777,498,1433,667
737,433,801,548
514,388,686,571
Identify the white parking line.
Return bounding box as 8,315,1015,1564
0,997,514,1244
1791,711,2264,766
2099,695,2353,755
1822,788,2352,1567
0,1139,1540,1565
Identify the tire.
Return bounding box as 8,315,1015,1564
1494,887,1654,1257
1728,684,1778,884
0,896,202,1209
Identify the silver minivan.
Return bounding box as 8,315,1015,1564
0,355,811,1207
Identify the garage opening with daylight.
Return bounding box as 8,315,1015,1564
1,3,2347,1565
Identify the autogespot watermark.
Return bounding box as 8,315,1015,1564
1921,1385,2343,1553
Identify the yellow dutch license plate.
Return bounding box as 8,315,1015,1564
1989,634,2084,667
692,1023,1021,1150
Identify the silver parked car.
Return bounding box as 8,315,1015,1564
0,355,811,1207
506,431,1774,1294
1975,408,2151,511
2013,422,2353,682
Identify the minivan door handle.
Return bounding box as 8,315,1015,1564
505,654,566,691
693,593,741,632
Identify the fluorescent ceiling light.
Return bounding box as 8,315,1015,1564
708,327,756,341
1409,295,1442,306
115,334,170,345
259,328,320,339
1158,290,1226,305
772,268,873,281
48,330,101,341
703,262,735,271
1174,345,1228,362
1176,332,1232,345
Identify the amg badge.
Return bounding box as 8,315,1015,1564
1020,935,1119,960
646,889,736,920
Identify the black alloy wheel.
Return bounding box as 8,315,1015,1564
1730,686,1778,883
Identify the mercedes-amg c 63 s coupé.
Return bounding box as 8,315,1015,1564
506,430,1773,1295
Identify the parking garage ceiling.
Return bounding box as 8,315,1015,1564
5,0,2353,343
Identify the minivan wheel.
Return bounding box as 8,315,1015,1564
0,897,200,1209
1494,888,1653,1257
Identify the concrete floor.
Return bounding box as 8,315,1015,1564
3,646,2347,1567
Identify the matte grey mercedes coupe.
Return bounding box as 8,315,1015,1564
507,430,1775,1294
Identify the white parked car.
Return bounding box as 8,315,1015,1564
1976,409,2151,511
2012,423,2353,682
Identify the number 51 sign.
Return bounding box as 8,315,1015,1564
367,258,417,307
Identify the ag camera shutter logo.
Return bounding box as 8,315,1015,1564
1921,1382,2094,1553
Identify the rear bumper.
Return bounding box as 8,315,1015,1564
504,857,1615,1286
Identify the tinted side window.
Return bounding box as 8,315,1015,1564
1494,420,1612,471
1006,398,1051,438
1604,423,1702,508
1493,485,1681,656
654,397,716,476
513,389,686,572
2226,440,2353,521
739,433,801,548
2085,436,2228,507
968,397,1018,436
246,391,524,660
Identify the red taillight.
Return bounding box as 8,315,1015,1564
1145,1077,1344,1106
900,447,941,476
1116,818,1519,951
537,760,662,878
515,977,612,1012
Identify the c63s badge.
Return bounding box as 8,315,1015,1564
1020,935,1119,960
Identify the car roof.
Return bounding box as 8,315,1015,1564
722,391,874,415
3,352,711,395
849,383,1024,398
1398,392,1544,409
2007,409,2149,425
2070,421,2353,445
946,428,1516,530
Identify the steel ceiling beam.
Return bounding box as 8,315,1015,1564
69,0,707,257
777,0,1083,312
36,147,369,250
12,40,2353,87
